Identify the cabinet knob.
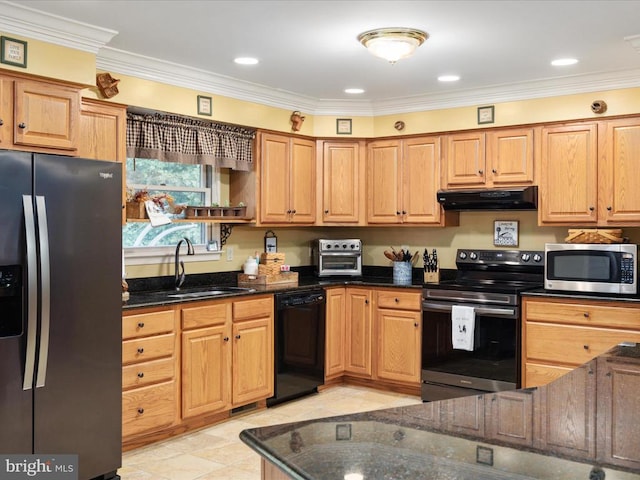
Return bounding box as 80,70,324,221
324,209,329,214
137,372,144,378
235,334,241,339
223,336,229,342
137,322,145,328
607,206,612,211
287,209,292,214
137,408,144,415
292,209,296,214
583,344,589,350
589,206,595,211
396,211,401,215
0,119,4,126
18,122,26,129
414,322,419,327
492,169,497,174
137,347,144,354
365,299,369,304
401,210,407,215
478,169,484,174
394,298,399,303
583,312,589,317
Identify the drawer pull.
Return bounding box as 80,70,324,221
414,322,419,327
583,312,589,318
224,336,230,342
18,122,26,129
235,334,241,340
137,322,145,328
395,298,399,303
583,344,589,350
137,408,144,415
137,347,144,354
137,372,144,378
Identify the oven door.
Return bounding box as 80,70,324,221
421,300,520,400
317,253,362,277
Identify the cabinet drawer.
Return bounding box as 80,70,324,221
123,310,174,339
526,323,640,367
122,381,176,437
524,299,640,330
376,290,421,311
182,301,229,330
233,296,273,321
122,357,175,390
524,362,573,388
122,333,175,364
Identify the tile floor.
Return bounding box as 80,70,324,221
119,385,422,480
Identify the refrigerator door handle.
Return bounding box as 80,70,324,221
22,195,38,391
35,196,51,388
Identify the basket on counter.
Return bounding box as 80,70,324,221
238,252,297,286
564,229,625,244
258,253,286,276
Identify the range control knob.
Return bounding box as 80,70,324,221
469,252,478,260
521,253,531,262
459,252,467,260
533,253,542,262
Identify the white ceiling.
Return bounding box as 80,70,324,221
4,0,640,115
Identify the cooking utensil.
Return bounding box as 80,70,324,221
384,250,396,261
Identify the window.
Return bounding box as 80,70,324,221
123,158,220,255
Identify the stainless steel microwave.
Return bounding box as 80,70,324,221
545,243,637,294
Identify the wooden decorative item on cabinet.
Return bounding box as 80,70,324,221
121,308,179,447
258,131,316,224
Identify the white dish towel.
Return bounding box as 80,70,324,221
451,305,476,351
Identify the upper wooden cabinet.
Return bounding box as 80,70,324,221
318,140,365,225
258,132,315,224
444,127,535,189
3,75,81,153
78,98,126,162
367,136,454,226
539,118,640,226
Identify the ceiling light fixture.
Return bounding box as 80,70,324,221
438,75,460,82
344,88,365,94
551,58,578,66
357,27,428,64
234,57,259,65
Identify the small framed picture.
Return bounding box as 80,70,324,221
477,105,494,124
1,36,27,68
197,95,212,116
336,118,352,135
494,220,519,247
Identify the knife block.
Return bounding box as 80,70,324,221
424,270,440,284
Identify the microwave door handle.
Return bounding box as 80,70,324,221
422,302,515,317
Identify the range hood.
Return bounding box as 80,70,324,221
437,186,538,211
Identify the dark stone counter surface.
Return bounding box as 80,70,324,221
241,343,640,480
522,288,640,303
122,265,449,310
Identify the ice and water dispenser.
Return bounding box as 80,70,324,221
0,265,22,337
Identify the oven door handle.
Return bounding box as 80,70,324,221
422,302,516,317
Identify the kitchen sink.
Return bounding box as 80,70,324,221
146,286,256,300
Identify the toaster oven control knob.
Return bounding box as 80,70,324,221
469,252,477,260
533,253,542,262
521,253,531,262
343,244,347,249
459,252,467,260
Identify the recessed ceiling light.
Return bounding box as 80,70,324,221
551,58,578,66
234,57,259,65
438,75,460,82
345,88,365,94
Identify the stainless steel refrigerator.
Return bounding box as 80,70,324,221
0,150,122,480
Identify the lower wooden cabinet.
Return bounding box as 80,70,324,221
325,287,346,379
121,307,179,441
344,287,373,377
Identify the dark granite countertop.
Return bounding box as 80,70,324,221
522,288,640,303
122,266,436,310
240,343,640,480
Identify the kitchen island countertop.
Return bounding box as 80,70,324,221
240,343,640,480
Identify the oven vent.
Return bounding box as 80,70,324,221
437,186,538,211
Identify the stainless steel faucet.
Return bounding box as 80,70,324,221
175,237,195,290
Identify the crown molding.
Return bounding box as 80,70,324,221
0,1,117,53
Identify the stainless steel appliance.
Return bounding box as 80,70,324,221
312,238,362,277
0,151,122,480
545,243,637,295
268,289,326,407
421,249,544,402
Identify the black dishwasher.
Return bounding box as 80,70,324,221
267,289,326,407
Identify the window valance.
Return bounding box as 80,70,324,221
126,112,255,171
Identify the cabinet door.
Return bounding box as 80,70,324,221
367,140,401,224
260,133,290,223
289,137,316,223
486,127,534,186
376,308,420,384
487,390,534,447
0,77,10,146
182,325,231,418
344,288,372,377
445,132,485,187
78,99,126,162
232,318,273,406
535,361,596,460
539,123,598,225
599,118,640,224
441,394,486,437
13,79,79,151
402,136,442,224
325,288,346,378
322,141,361,223
597,356,640,469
